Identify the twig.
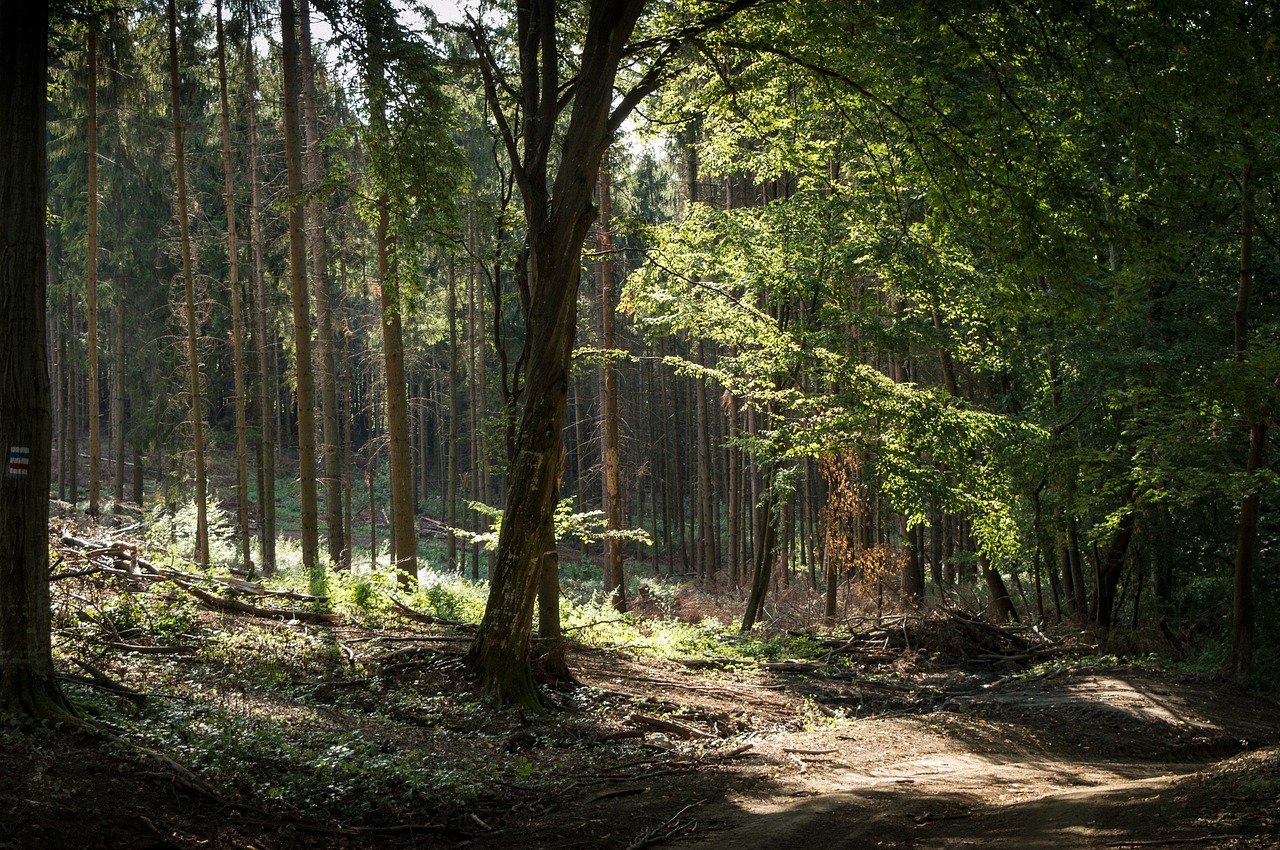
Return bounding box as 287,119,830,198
625,800,704,850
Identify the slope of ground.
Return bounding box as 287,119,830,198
3,524,1278,849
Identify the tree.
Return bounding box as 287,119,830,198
300,0,347,568
244,3,276,576
281,0,323,587
461,0,759,706
216,0,254,572
86,25,101,517
167,0,209,566
596,160,626,612
0,0,76,721
363,0,418,584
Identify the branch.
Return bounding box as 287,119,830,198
608,0,768,137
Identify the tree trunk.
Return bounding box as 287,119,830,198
111,272,126,502
725,390,742,588
742,490,778,631
280,0,322,586
536,450,572,682
446,257,460,571
66,292,78,506
56,282,67,501
365,6,417,583
1229,156,1263,684
597,162,626,611
0,0,77,720
86,27,101,517
245,20,276,576
216,0,254,572
168,0,209,566
696,343,715,584
1094,507,1136,630
300,0,345,567
981,553,1019,623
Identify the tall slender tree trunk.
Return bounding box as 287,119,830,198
696,344,714,583
597,162,626,611
111,276,125,501
446,257,461,571
216,0,254,572
365,5,416,583
66,292,78,506
168,0,209,566
300,0,345,567
0,0,77,720
55,280,66,500
86,28,101,517
245,23,276,575
280,0,321,585
1230,156,1264,684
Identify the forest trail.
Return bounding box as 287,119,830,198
548,667,1280,850
8,562,1278,850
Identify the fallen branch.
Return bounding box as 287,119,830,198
105,642,197,655
58,672,148,707
186,585,339,624
625,800,704,850
391,598,474,630
760,660,825,673
625,713,717,740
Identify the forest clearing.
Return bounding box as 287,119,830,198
2,0,1279,847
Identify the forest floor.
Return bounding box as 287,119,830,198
2,522,1279,849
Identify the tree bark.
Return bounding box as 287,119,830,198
981,554,1019,623
216,0,254,572
0,0,77,720
597,161,626,611
365,3,417,583
111,274,125,503
1229,156,1263,684
245,19,276,576
168,0,209,566
1094,506,1135,630
86,27,101,517
446,257,460,571
300,0,345,567
741,490,777,631
280,0,322,586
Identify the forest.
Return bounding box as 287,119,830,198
0,0,1277,848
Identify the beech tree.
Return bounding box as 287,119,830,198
461,0,760,706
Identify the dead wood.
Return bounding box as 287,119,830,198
105,642,197,654
58,673,148,707
760,660,825,673
391,598,475,630
185,585,339,624
625,712,717,740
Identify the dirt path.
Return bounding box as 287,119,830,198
547,667,1279,850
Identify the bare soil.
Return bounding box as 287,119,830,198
4,634,1278,850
